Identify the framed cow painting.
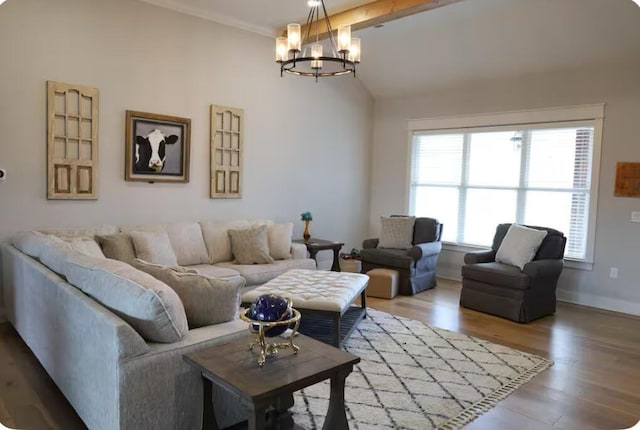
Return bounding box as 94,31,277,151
125,111,191,183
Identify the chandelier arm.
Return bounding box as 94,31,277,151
302,7,315,57
320,0,339,57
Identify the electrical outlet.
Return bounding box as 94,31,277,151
632,212,640,223
609,267,618,279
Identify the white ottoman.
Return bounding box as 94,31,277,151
242,269,369,347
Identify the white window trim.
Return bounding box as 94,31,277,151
405,104,605,270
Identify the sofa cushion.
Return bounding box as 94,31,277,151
165,222,210,266
378,216,415,249
186,264,242,280
199,220,251,263
496,224,548,270
38,224,119,239
96,233,137,263
268,223,293,260
12,231,68,258
133,259,244,328
130,231,179,266
64,255,188,343
64,237,105,258
215,258,317,286
228,225,274,265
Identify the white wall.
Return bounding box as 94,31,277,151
370,59,640,315
0,0,373,304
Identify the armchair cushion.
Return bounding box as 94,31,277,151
378,216,415,249
359,248,412,269
461,262,531,290
495,224,547,270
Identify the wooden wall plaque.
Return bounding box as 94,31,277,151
615,162,640,197
47,81,99,199
210,105,243,199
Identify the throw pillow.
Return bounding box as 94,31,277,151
96,233,136,263
268,223,293,260
495,224,548,270
228,225,274,264
129,231,178,266
165,222,210,266
64,254,188,343
133,259,244,328
378,216,416,249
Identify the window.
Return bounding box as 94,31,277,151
408,105,603,264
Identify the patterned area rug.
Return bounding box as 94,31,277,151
292,309,552,430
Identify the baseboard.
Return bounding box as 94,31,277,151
556,290,640,317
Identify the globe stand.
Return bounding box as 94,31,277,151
239,308,301,367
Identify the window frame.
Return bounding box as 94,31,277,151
406,104,605,270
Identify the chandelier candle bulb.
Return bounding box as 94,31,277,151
349,38,361,63
311,44,323,69
276,37,288,62
287,23,301,52
338,25,351,53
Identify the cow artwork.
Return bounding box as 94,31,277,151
125,110,191,183
134,129,179,173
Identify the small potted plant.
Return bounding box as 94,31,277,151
300,212,313,241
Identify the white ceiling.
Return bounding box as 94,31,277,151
138,0,640,98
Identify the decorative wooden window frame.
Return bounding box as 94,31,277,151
615,162,640,197
210,105,243,198
47,81,99,199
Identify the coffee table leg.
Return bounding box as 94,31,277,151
323,368,351,430
202,377,220,430
248,399,270,430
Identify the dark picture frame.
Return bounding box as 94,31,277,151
125,110,191,183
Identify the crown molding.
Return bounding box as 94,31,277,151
137,0,275,37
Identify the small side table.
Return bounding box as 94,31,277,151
293,239,344,272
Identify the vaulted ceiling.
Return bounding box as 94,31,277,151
138,0,640,98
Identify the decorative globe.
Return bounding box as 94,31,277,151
248,294,293,337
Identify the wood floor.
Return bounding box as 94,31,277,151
1,279,639,430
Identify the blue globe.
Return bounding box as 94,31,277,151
248,294,292,337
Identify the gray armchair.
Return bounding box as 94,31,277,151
460,223,566,323
360,217,443,295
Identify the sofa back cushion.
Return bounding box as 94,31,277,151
199,220,250,263
267,223,293,260
165,222,210,266
133,259,244,328
64,255,188,343
64,238,106,258
129,231,179,266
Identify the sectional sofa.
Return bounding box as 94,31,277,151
1,219,316,430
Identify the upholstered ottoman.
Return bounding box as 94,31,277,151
242,269,369,347
366,268,399,299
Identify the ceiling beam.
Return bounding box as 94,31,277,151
279,0,465,40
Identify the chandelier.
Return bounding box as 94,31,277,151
275,0,361,80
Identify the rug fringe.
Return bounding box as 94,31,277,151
437,358,554,430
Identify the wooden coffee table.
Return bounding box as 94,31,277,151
184,332,360,430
